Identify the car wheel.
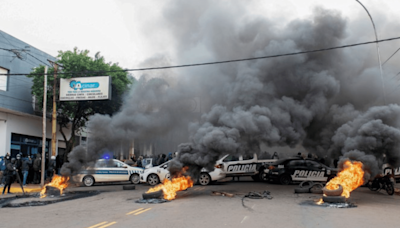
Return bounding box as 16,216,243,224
386,183,395,195
130,174,140,184
259,170,269,182
198,173,211,186
279,174,292,185
147,173,160,186
82,175,95,187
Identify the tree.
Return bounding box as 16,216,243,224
28,47,132,162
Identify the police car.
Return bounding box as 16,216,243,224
140,160,226,186
383,164,400,182
267,157,337,185
73,159,144,187
215,153,277,181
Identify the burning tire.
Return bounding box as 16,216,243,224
279,174,292,185
322,184,343,196
130,174,140,184
147,174,160,186
142,190,164,199
198,173,211,186
82,175,95,187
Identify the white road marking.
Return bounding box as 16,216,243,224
241,216,249,223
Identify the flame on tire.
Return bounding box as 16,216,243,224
325,160,364,198
146,167,194,200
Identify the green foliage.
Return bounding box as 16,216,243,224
27,47,131,154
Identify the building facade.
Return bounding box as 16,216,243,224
0,30,70,158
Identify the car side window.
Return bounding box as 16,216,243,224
95,161,106,168
116,162,125,168
287,160,305,167
161,162,169,169
242,154,254,160
223,155,239,162
306,160,321,168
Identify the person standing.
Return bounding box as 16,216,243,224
137,156,143,168
33,154,41,184
21,156,32,186
47,156,56,180
0,156,5,187
15,154,23,184
2,158,16,195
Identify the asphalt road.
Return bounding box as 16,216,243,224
1,177,399,228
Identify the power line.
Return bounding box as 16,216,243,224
382,47,400,66
1,36,400,76
25,52,51,67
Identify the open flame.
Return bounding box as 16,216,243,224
40,174,70,198
146,167,194,200
325,160,364,198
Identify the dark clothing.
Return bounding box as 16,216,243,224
15,158,22,170
33,157,42,184
137,159,142,168
21,158,32,171
47,160,56,179
3,163,15,194
33,158,41,171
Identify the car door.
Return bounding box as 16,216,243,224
104,160,129,182
287,159,308,181
305,160,328,181
92,160,107,182
157,162,170,182
221,155,240,176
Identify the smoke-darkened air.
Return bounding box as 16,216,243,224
62,1,400,182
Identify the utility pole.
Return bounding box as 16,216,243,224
48,60,59,159
41,66,48,187
355,0,386,104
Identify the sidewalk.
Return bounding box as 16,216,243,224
0,183,42,198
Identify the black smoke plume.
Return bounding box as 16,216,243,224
62,2,400,180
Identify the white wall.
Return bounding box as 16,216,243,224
0,110,71,156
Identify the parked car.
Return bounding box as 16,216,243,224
215,153,277,181
72,159,144,187
267,157,337,185
140,160,226,186
382,164,400,182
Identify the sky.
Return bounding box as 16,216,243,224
1,0,400,71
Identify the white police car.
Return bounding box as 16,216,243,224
267,157,337,185
73,159,144,187
140,160,226,186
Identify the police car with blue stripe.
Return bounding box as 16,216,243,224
267,157,337,185
73,159,144,187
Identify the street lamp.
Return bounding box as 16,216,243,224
355,0,386,104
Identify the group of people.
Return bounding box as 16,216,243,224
0,153,61,194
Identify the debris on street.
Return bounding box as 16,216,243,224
241,191,273,210
211,191,235,197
